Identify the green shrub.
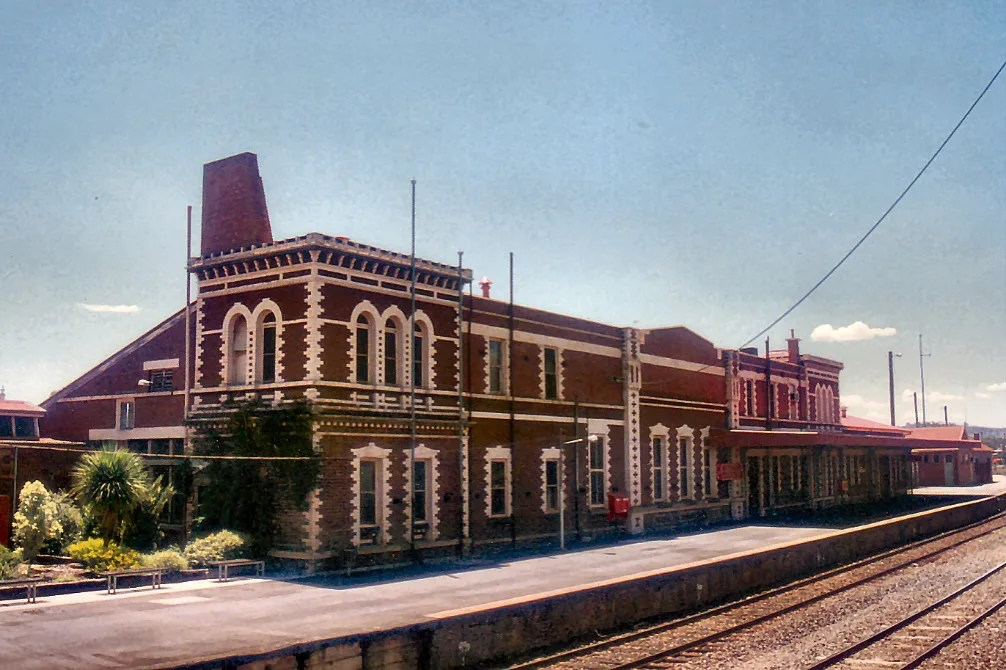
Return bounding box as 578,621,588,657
43,492,83,556
0,546,24,581
66,538,141,572
183,530,246,568
142,548,188,572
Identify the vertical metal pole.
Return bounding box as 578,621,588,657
888,351,896,427
409,180,417,555
919,334,927,425
764,337,772,431
508,252,516,546
183,205,193,546
559,428,565,550
944,405,949,426
913,392,920,428
456,250,466,556
573,398,581,541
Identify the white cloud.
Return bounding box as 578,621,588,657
986,382,1006,392
810,321,896,343
975,392,992,399
77,303,141,314
842,394,886,411
928,391,963,403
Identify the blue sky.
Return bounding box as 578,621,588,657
1,2,1004,426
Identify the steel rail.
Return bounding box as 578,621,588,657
507,510,1006,670
899,591,1006,669
805,559,1006,669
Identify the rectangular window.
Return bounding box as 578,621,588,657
151,439,171,455
490,460,507,516
745,380,754,416
653,437,665,501
704,447,713,498
413,460,428,523
127,439,148,454
589,437,606,506
544,348,558,399
356,323,370,383
413,334,424,388
679,438,691,499
545,459,559,512
119,401,135,430
489,339,504,394
385,329,398,385
360,460,378,527
148,370,174,393
0,417,13,438
261,324,277,383
13,416,36,438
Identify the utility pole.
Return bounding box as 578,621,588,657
944,405,949,426
913,392,920,428
572,398,581,540
919,334,931,425
888,351,901,427
409,179,417,557
764,337,772,431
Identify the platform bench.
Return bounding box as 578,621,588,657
0,577,44,603
100,567,165,595
210,559,265,582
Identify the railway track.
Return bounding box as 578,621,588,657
807,560,1006,670
507,511,1006,670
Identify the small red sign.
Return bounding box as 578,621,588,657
717,462,744,481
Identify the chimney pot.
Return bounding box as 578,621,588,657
479,276,493,299
787,331,800,364
840,406,847,419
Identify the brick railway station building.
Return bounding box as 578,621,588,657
37,153,978,569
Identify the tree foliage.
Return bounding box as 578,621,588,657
71,448,150,545
190,399,318,556
13,481,62,563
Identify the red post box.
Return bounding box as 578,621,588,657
607,493,630,522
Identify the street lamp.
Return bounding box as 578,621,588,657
559,434,598,550
888,352,902,427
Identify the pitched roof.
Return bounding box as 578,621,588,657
908,426,969,441
841,414,911,435
0,399,45,417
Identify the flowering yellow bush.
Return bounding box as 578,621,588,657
66,538,141,572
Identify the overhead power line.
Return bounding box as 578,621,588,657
739,56,1006,351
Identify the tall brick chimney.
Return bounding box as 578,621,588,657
787,329,800,364
200,152,273,257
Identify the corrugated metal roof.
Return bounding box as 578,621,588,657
0,399,45,416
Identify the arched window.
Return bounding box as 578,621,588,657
260,313,277,383
229,316,248,385
385,321,399,386
356,314,373,384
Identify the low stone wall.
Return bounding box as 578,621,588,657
181,493,1006,670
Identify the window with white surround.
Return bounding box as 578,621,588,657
228,316,248,385
413,460,429,524
409,312,436,390
677,426,695,500
258,312,277,383
543,347,558,400
541,447,561,513
385,320,400,386
352,444,391,545
745,379,754,416
650,424,670,503
406,445,441,540
118,400,135,430
488,339,506,394
589,436,606,506
485,445,512,518
356,314,374,383
412,332,425,389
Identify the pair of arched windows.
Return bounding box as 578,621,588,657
226,310,278,386
354,311,431,388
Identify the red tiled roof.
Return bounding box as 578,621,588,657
0,399,45,417
841,415,911,435
908,426,968,441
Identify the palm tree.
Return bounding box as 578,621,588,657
71,448,149,545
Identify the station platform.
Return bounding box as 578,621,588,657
911,474,1006,497
0,492,1002,669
